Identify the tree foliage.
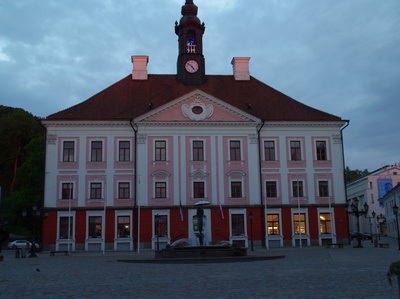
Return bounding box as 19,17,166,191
0,106,45,234
345,166,369,183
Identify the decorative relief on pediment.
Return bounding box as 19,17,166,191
182,96,214,121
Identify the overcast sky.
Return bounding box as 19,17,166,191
1,0,399,171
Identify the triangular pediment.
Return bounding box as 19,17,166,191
134,90,260,124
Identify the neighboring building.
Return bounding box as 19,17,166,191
346,164,400,237
381,184,400,239
41,0,349,251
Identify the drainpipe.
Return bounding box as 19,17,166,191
256,121,266,248
130,120,138,250
340,120,350,245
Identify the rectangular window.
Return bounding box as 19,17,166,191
293,213,306,234
316,141,327,161
266,181,277,198
292,181,304,198
59,216,73,239
119,141,130,162
231,214,244,236
290,141,301,161
229,140,241,161
193,182,205,198
63,141,75,162
231,182,242,198
193,140,204,161
91,141,102,162
155,182,167,199
267,214,280,235
117,216,130,238
264,141,275,161
155,215,168,237
90,183,102,199
320,213,331,234
118,182,130,199
155,141,166,161
318,181,329,197
88,216,102,238
61,182,73,200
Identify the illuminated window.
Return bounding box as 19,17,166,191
268,214,280,235
320,213,331,234
117,216,130,238
293,213,306,234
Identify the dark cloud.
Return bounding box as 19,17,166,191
0,0,399,171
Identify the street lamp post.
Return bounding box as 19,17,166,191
347,198,369,248
392,204,400,251
372,211,377,247
22,205,47,257
367,214,374,244
155,214,160,252
249,211,254,251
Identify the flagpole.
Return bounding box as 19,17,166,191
68,175,72,254
137,175,141,255
265,197,269,250
103,196,106,255
297,172,302,249
327,172,334,242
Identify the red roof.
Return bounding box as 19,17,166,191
46,74,343,122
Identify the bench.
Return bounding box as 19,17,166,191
326,243,344,249
50,251,69,256
378,243,389,248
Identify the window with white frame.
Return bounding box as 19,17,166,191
91,141,103,162
119,141,130,162
118,182,130,199
88,216,102,238
63,141,75,162
319,213,331,234
231,213,245,236
290,140,301,161
193,181,205,199
292,180,304,198
90,182,102,199
231,181,242,198
59,216,73,239
293,213,307,234
266,181,277,198
268,214,280,235
318,180,329,197
229,140,241,161
154,214,168,237
192,140,204,161
264,140,275,161
61,182,73,200
316,140,327,161
155,140,166,161
155,182,167,199
117,216,130,238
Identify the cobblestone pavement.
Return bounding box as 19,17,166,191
1,237,400,299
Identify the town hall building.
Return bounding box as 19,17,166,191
41,0,349,251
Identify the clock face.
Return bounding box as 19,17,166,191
185,60,199,73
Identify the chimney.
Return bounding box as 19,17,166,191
231,57,250,81
131,55,149,80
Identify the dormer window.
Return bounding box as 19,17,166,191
186,30,196,53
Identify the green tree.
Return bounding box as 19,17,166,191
0,106,44,193
345,166,369,184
